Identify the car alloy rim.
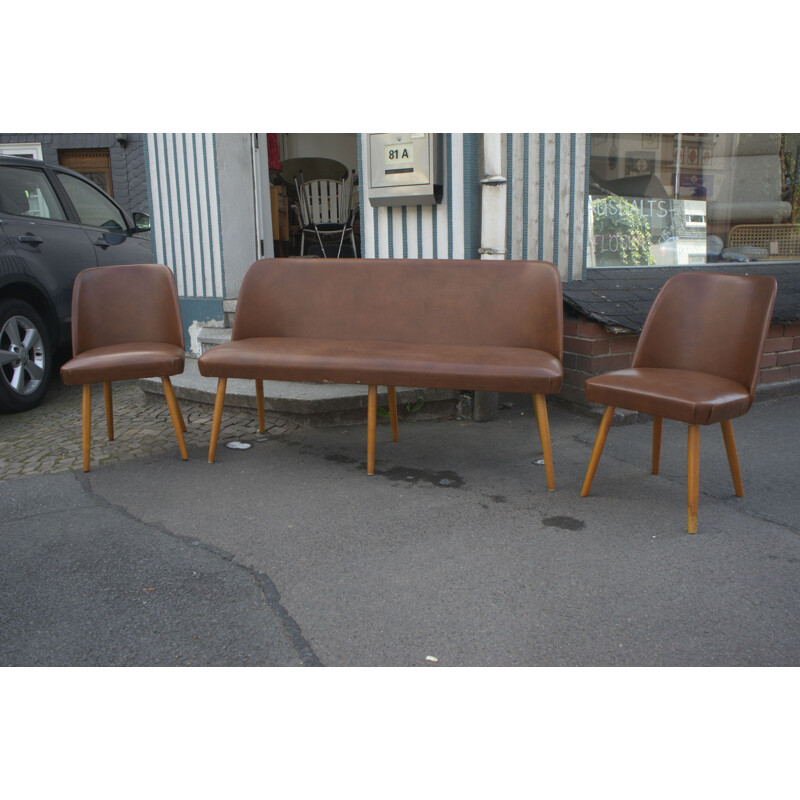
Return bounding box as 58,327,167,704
0,315,46,396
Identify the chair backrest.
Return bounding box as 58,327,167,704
632,271,777,396
295,175,352,226
232,257,563,359
71,263,184,355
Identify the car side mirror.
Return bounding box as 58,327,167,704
133,212,151,232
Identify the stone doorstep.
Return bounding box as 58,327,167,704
139,357,460,424
198,326,231,352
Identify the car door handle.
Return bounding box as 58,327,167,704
92,237,111,249
18,233,43,245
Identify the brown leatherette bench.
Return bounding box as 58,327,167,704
197,257,564,488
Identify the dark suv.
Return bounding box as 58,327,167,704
0,154,154,412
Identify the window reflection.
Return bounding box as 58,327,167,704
587,133,800,267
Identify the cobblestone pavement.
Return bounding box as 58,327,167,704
0,380,300,482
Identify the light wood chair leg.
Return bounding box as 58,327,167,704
255,379,266,434
208,378,227,463
651,416,662,474
532,393,556,491
162,377,188,461
581,405,615,497
82,384,92,472
367,384,377,475
687,424,700,534
387,386,399,442
103,381,114,441
720,419,744,497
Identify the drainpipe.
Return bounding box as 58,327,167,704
474,133,507,421
479,132,507,261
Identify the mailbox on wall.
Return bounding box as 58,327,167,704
367,133,443,207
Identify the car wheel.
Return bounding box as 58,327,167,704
0,299,53,413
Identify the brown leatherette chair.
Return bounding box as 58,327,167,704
60,263,188,472
580,271,777,533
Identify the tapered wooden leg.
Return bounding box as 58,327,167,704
687,424,700,534
581,405,615,497
103,381,114,441
162,377,189,461
720,419,744,497
387,386,399,442
82,384,92,472
532,393,556,491
208,378,227,463
255,379,266,434
651,416,663,474
367,385,377,475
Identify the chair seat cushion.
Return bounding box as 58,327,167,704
60,343,185,385
198,337,563,394
584,368,752,425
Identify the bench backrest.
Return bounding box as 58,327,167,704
232,258,563,359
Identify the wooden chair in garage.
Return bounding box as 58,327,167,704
580,271,777,533
294,171,357,258
60,263,188,472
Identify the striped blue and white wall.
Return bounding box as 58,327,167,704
144,133,284,352
145,133,225,299
357,132,589,280
505,133,589,281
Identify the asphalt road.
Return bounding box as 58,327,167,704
2,387,799,667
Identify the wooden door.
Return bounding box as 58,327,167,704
58,149,113,196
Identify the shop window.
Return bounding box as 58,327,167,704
58,149,113,195
587,133,800,267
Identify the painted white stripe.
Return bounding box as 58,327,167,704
572,132,587,279
376,205,389,258
174,133,195,296
391,206,404,258
436,141,450,260
526,134,541,262
449,134,465,259
420,204,434,259
203,134,223,297
359,135,376,259
541,134,557,264
558,133,572,279
146,135,165,268
191,134,211,297
510,133,524,260
183,134,205,296
406,207,419,259
158,134,183,293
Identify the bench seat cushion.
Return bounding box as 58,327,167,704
198,337,563,394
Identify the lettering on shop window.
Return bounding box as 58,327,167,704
592,197,671,219
588,195,708,267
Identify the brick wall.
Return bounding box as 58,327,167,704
760,323,800,384
560,313,800,409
